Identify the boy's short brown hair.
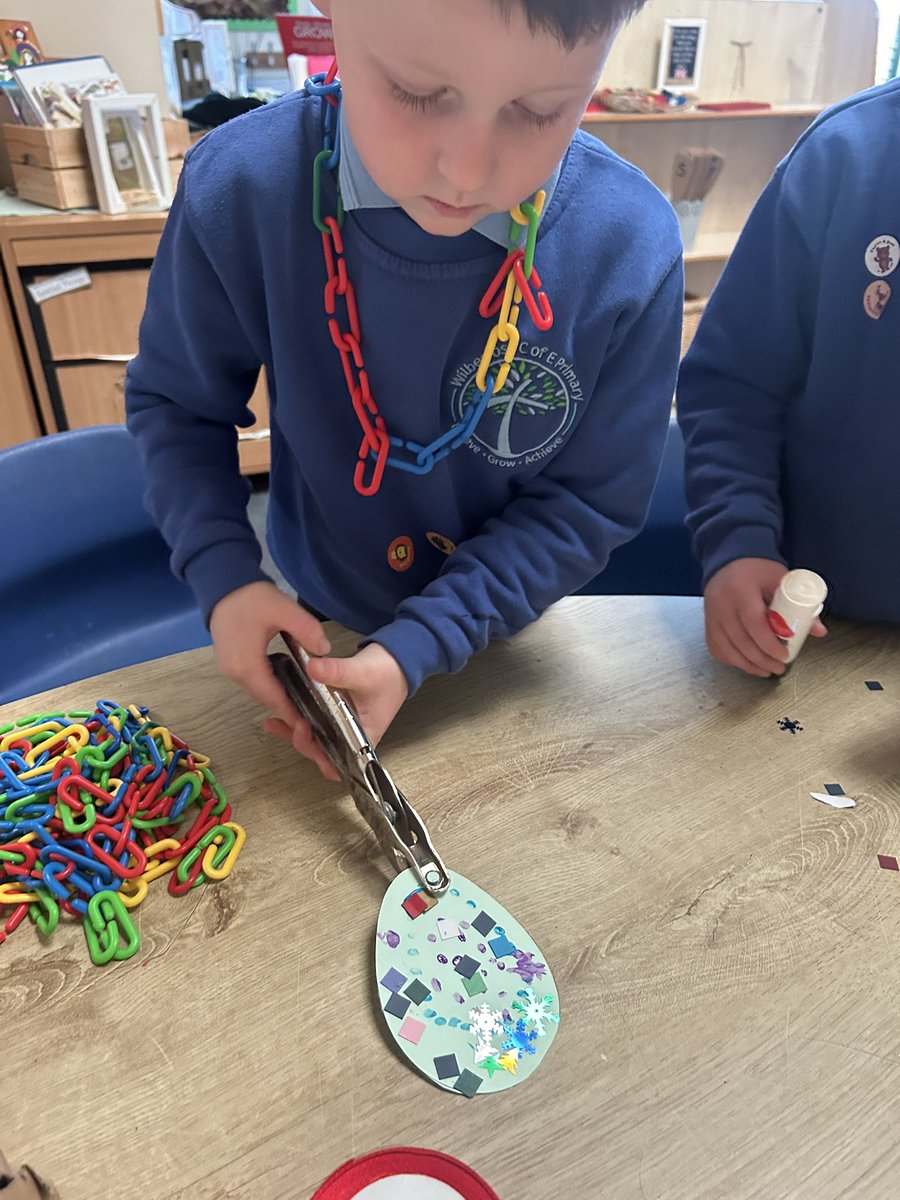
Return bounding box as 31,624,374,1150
491,0,646,46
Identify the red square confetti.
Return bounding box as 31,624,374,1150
877,854,899,871
402,891,429,919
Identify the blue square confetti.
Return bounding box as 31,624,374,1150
380,967,407,993
454,954,480,979
454,1069,483,1098
404,979,432,1005
824,783,845,796
433,1053,460,1080
384,992,411,1020
489,933,517,959
471,910,495,936
865,681,884,691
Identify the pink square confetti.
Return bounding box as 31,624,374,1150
878,854,899,871
398,1016,426,1045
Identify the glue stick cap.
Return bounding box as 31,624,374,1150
768,568,828,663
778,569,828,608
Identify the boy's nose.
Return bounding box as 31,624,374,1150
435,119,495,200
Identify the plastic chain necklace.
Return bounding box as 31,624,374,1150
305,62,554,497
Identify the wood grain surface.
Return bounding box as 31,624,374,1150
2,597,899,1199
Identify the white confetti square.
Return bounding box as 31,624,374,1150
809,791,856,809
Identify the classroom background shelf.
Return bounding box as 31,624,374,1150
0,0,883,460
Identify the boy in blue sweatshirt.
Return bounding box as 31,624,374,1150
127,0,682,776
678,79,900,678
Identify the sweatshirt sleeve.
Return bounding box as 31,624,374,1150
676,152,820,586
367,253,684,694
125,158,270,622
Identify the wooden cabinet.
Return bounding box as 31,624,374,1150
0,271,39,448
53,361,128,427
31,265,151,359
0,209,270,473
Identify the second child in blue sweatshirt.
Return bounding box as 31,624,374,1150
127,0,682,775
678,79,900,678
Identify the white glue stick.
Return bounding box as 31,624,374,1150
767,569,828,663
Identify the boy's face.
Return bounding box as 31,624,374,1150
317,0,618,236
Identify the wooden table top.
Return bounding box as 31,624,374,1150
3,596,899,1200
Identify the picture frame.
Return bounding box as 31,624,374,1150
0,19,43,69
83,92,172,215
656,18,707,95
11,55,124,127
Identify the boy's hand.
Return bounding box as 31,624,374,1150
703,557,827,677
209,580,332,751
263,643,409,781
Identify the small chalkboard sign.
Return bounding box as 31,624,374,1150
656,18,707,94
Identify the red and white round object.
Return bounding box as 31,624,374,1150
311,1148,499,1200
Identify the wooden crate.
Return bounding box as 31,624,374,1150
1,118,191,211
9,158,96,209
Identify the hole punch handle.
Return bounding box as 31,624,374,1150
269,634,450,895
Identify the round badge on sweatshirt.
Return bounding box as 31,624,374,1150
426,531,457,556
388,535,415,571
864,279,891,320
864,235,899,278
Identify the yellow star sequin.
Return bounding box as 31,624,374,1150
498,1051,519,1075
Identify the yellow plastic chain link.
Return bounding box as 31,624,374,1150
201,821,246,881
475,189,546,393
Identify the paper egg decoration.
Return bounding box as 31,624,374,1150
375,868,560,1096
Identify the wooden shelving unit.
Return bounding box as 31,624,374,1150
581,105,823,126
578,0,879,310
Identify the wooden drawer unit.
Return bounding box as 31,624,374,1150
28,265,151,359
0,210,270,473
52,361,128,428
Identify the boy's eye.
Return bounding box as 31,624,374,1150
515,103,563,132
390,82,446,113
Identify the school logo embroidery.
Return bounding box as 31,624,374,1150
865,235,899,278
448,342,583,469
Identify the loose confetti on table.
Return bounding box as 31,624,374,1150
809,792,856,809
877,854,899,872
0,701,244,964
865,681,884,691
375,868,560,1096
777,717,803,735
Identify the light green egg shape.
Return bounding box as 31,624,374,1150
374,867,560,1096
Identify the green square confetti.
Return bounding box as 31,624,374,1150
462,971,487,998
454,1069,483,1098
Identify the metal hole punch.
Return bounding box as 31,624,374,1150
268,633,450,897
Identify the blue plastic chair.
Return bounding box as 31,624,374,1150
576,416,703,597
0,426,211,703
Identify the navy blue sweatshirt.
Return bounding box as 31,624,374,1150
127,90,682,693
678,79,900,622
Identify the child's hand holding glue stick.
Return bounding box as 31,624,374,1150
703,558,828,677
766,568,829,664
